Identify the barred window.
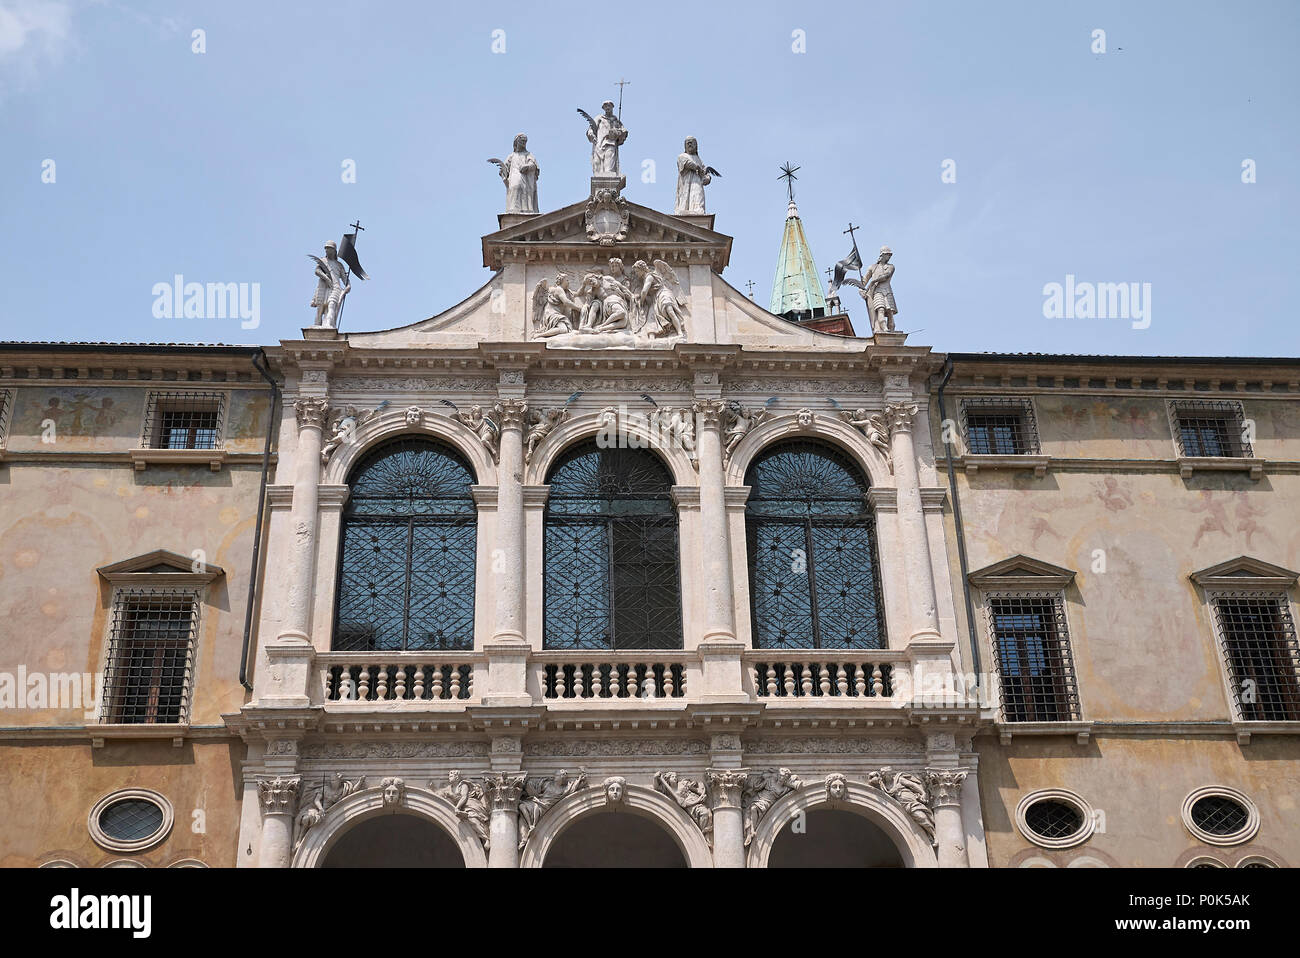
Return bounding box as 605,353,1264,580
987,593,1080,722
1170,400,1250,459
103,590,198,724
960,398,1039,456
745,440,886,649
0,388,11,445
1212,594,1300,721
142,391,226,450
333,438,477,651
543,442,682,650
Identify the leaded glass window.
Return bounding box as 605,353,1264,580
334,438,477,651
745,440,886,649
543,442,683,650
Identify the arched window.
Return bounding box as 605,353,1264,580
745,440,886,649
334,438,477,651
544,442,682,650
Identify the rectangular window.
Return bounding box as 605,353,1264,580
961,398,1039,456
102,591,198,724
988,593,1080,722
1213,594,1300,721
1171,400,1250,459
141,391,225,450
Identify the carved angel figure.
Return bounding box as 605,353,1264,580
309,241,350,328
525,406,568,463
436,770,491,850
866,767,934,839
838,408,892,466
517,769,588,849
631,259,689,340
322,772,365,809
742,767,803,847
456,404,501,462
293,787,325,850
653,406,697,463
532,273,584,338
723,401,768,463
654,771,713,844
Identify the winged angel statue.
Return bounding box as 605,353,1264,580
530,258,688,348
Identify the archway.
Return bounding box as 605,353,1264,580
542,812,687,868
321,813,465,868
768,808,904,867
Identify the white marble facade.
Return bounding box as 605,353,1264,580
230,183,987,868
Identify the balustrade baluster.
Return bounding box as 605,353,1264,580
766,664,778,697
783,664,796,697
450,667,463,700
431,667,444,700
663,665,675,698
800,664,814,697
358,667,371,700
627,665,640,699
818,664,832,696
592,664,603,698
853,664,866,697
412,666,426,700
393,666,407,700
376,666,389,700
872,664,884,697
836,664,848,696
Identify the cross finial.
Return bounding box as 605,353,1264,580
744,280,756,298
843,222,859,246
614,78,631,118
778,162,800,203
349,220,364,233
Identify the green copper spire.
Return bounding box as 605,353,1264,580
769,198,828,318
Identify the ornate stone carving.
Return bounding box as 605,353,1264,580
722,400,770,465
293,773,365,849
322,772,365,808
654,771,713,847
723,378,882,396
531,258,688,348
495,399,528,431
455,403,502,462
524,406,569,463
524,738,709,757
433,770,491,850
300,741,489,760
380,777,406,808
320,404,384,463
578,100,627,178
742,767,803,847
654,405,698,464
294,398,330,430
794,407,815,428
309,241,350,328
257,776,300,816
603,776,627,805
584,187,630,245
404,405,424,426
329,376,497,392
883,401,918,435
482,771,527,813
518,769,588,849
745,736,922,755
925,769,968,808
843,246,897,333
708,769,748,810
866,768,935,840
675,136,717,214
825,773,849,803
488,133,540,214
838,408,892,468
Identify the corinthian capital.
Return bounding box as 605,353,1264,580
496,399,529,430
925,769,968,807
692,398,726,427
257,776,300,815
706,768,748,809
294,397,330,430
882,401,919,435
482,771,528,812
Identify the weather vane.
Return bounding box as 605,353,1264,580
778,162,800,202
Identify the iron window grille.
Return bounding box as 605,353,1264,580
1189,795,1250,836
986,592,1081,722
141,391,226,450
0,388,11,446
960,397,1039,456
1169,400,1251,459
1211,592,1300,721
333,438,477,652
543,443,683,651
1023,799,1085,841
102,589,199,724
745,440,887,650
99,799,166,842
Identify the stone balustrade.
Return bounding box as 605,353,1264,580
536,652,692,701
745,652,906,701
319,652,481,703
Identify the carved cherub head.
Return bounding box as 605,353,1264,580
604,777,626,805
381,777,405,808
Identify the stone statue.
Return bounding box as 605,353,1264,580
488,134,540,214
532,273,584,338
435,770,491,850
518,769,588,848
866,767,934,840
293,787,324,850
654,771,713,845
825,773,848,803
844,247,898,333
380,777,405,808
456,404,501,462
578,258,635,333
321,772,365,809
675,136,719,214
309,241,350,328
632,259,689,340
742,767,803,846
723,401,769,464
838,408,892,467
578,100,627,176
525,406,568,463
654,406,697,464
604,776,627,805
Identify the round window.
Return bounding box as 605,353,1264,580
1181,786,1259,846
1015,789,1096,849
88,789,174,853
1189,795,1249,836
1025,799,1084,841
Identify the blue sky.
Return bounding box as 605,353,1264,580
1,0,1297,355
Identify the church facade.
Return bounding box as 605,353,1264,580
1,149,1297,869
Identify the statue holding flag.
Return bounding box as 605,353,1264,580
308,223,369,328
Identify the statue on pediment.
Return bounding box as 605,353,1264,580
842,246,898,333
675,136,720,214
632,259,689,340
488,133,540,214
578,101,627,176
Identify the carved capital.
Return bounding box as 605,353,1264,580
925,769,968,807
294,398,330,431
883,401,919,436
482,771,527,812
707,768,748,810
257,776,300,816
497,399,529,431
691,398,726,428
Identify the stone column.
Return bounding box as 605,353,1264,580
884,401,940,641
708,768,748,868
256,776,300,868
927,769,969,868
492,400,528,645
483,772,527,868
278,398,329,643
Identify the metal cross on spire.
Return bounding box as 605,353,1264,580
744,280,756,298
778,162,800,203
349,220,365,233
614,78,631,119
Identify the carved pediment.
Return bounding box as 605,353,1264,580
97,549,224,584
1190,556,1299,589
968,555,1076,590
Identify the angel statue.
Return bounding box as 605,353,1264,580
675,136,721,214
579,258,636,333
723,400,771,463
517,769,588,849
577,100,627,176
653,771,713,844
456,404,501,462
841,246,898,333
488,133,540,214
308,241,350,328
631,259,689,340
531,273,584,338
838,408,892,466
525,406,568,463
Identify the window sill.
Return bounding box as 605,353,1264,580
1231,720,1300,745
1178,456,1263,480
92,722,189,748
997,720,1092,745
962,454,1050,478
129,447,228,471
